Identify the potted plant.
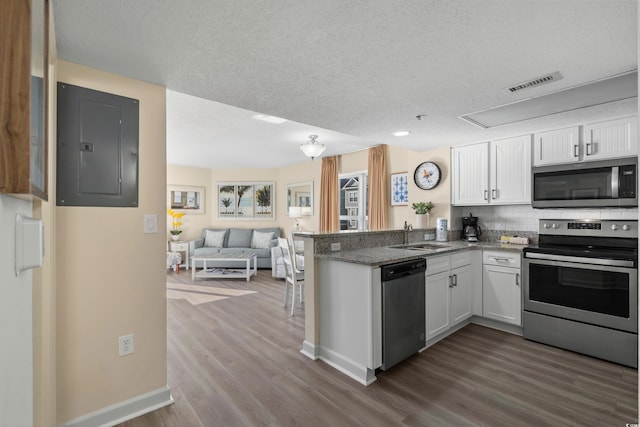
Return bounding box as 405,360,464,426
411,201,434,229
167,209,185,240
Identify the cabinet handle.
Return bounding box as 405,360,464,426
492,189,498,199
573,144,579,158
491,256,510,262
586,142,593,156
516,273,520,286
484,190,488,201
452,274,458,286
448,275,454,288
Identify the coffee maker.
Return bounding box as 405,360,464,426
462,213,482,242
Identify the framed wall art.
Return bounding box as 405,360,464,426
168,185,205,214
217,182,275,219
390,172,408,206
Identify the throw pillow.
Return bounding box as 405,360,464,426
251,231,274,249
204,230,226,247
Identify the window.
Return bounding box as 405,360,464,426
339,172,368,230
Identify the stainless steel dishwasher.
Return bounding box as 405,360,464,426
380,258,426,370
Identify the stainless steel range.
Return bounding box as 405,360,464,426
523,219,638,367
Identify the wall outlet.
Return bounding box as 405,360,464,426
330,242,341,252
118,334,135,357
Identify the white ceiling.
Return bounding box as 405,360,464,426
52,1,638,169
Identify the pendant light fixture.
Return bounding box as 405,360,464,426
300,134,326,160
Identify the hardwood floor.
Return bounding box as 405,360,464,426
120,270,638,427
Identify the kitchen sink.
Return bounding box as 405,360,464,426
391,243,448,250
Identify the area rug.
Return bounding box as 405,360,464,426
166,282,257,305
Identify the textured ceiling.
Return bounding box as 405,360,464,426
52,1,638,168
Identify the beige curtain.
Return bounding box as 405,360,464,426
367,144,388,230
319,156,339,232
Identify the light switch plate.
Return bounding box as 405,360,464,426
144,214,158,233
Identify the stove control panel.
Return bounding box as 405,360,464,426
539,219,637,238
568,222,601,230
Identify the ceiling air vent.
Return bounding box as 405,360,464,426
506,72,563,93
460,70,637,129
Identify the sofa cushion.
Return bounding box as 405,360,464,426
227,228,253,248
193,247,222,256
250,248,271,258
251,230,274,249
204,229,226,247
255,227,280,242
219,247,249,255
200,228,229,246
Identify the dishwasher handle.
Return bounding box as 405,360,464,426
381,259,426,282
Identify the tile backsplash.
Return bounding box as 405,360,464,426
451,205,638,240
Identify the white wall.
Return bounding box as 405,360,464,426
0,195,34,427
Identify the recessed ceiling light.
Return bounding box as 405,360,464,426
393,131,411,136
253,114,288,124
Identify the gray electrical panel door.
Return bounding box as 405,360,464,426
57,82,139,207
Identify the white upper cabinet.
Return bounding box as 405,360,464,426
452,135,531,206
452,142,489,205
533,116,638,166
533,126,580,166
583,116,638,161
490,135,532,204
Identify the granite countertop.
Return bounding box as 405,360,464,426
315,240,529,266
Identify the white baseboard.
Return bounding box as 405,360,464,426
318,346,377,386
300,340,319,360
58,386,173,427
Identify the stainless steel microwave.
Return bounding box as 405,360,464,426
532,157,637,208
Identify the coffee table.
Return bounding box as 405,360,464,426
191,252,257,282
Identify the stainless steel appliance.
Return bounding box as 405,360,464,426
461,212,482,242
523,219,638,367
532,157,637,208
380,258,426,370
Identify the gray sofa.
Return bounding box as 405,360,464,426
189,227,281,269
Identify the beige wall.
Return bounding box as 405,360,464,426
387,144,410,229
408,146,452,228
168,161,323,239
167,165,212,242
168,144,453,236
55,61,167,423
208,168,280,230
277,160,322,235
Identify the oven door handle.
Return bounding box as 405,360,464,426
524,251,635,268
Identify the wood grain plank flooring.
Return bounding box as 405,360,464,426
120,270,638,427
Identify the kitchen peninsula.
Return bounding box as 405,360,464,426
298,228,528,385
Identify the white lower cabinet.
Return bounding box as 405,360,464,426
482,250,522,326
426,251,473,340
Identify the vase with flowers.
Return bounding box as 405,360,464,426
411,201,434,229
167,209,185,240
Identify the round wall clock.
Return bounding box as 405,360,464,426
414,161,441,190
